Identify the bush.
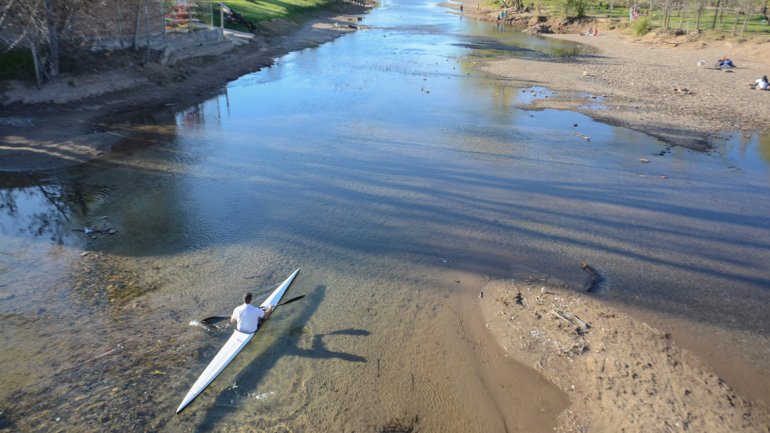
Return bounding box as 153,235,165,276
631,16,652,36
562,0,588,18
0,50,35,80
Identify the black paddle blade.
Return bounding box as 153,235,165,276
278,294,305,306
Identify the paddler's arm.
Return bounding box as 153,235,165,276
261,305,275,321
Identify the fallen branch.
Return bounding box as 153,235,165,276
552,307,590,334
572,132,591,141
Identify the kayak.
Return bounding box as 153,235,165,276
176,268,300,414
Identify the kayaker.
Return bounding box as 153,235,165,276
230,292,274,333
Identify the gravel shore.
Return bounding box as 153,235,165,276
477,30,770,150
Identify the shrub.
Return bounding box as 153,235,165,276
0,50,34,80
631,16,652,36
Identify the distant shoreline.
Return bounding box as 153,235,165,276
452,0,770,151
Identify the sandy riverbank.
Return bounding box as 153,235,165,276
477,277,770,432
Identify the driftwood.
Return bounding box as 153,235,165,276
552,306,590,334
580,261,603,292
572,132,591,141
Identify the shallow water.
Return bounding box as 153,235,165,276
2,0,770,431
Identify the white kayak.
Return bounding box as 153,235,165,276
176,268,300,414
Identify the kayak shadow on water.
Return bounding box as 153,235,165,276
191,284,369,432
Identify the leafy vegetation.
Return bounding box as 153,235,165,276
484,0,770,37
631,16,652,35
0,50,35,80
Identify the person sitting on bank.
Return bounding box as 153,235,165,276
230,292,274,333
716,56,735,68
755,75,769,90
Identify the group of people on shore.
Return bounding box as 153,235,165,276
713,56,768,90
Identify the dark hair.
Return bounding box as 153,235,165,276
244,293,253,304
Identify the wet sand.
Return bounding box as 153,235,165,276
479,277,770,432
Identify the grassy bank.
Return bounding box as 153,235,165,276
208,0,334,29
482,0,770,37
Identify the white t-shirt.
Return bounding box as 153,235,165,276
231,303,265,333
756,79,769,90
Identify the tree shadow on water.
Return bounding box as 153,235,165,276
192,284,369,432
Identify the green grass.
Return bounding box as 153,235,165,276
220,0,329,23
484,0,770,37
194,0,333,32
0,50,35,80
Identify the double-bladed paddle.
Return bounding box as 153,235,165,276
200,294,306,327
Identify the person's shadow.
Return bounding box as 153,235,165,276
189,284,369,431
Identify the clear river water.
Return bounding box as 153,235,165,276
1,1,769,432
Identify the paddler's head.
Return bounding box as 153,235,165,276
244,292,253,304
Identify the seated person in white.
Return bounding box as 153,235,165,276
231,292,274,333
756,75,769,90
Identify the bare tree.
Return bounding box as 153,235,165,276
739,0,754,34
42,0,59,76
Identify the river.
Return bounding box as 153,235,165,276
1,1,769,432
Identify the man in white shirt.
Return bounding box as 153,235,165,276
230,293,273,333
755,75,769,90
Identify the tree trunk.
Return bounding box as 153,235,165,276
695,1,704,30
731,7,739,35
134,0,143,50
144,0,150,61
30,40,43,88
740,0,751,34
117,0,124,48
43,0,59,78
711,0,721,28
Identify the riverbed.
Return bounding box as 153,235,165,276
1,1,769,432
